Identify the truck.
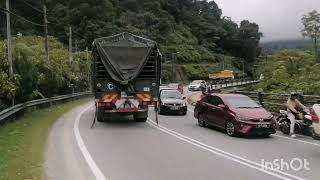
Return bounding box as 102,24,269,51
208,70,234,81
92,32,161,122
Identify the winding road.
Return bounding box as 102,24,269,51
45,91,320,180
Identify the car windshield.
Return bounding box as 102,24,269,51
191,80,202,85
160,91,182,99
225,97,260,108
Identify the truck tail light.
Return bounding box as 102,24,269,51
311,109,319,123
97,102,113,107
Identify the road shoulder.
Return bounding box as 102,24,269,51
45,102,95,180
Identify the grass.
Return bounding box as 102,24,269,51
0,97,92,180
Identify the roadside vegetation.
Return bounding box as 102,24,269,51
256,49,320,95
255,10,320,95
0,0,263,83
0,98,91,180
0,36,91,111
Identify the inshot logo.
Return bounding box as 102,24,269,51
261,158,311,171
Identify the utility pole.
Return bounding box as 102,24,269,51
69,26,73,64
86,47,91,90
43,5,49,63
222,55,225,70
6,0,14,106
242,60,245,81
172,53,175,82
75,39,78,53
6,0,13,77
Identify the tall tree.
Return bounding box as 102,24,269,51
301,10,320,63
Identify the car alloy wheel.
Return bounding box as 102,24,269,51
226,121,236,136
198,114,206,127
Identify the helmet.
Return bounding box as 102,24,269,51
290,91,298,96
290,91,298,99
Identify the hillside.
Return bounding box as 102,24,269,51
0,0,262,80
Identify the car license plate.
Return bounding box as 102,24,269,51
257,124,268,128
170,106,179,110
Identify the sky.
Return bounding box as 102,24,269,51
213,0,320,42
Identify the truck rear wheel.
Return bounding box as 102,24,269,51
134,116,147,122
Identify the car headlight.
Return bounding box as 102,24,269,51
237,115,249,121
183,103,187,106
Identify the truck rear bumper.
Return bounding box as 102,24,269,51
97,108,148,121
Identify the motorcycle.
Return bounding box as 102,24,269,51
277,110,312,136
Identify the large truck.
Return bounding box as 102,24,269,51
208,70,234,81
92,33,161,122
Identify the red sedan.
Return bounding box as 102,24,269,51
194,94,276,137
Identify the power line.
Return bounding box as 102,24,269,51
20,0,43,13
0,7,45,27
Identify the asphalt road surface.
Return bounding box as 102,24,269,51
45,92,320,180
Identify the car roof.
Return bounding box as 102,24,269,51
160,89,180,93
209,93,249,99
191,80,204,83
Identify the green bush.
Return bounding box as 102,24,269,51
0,36,91,110
256,49,320,95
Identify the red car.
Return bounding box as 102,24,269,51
194,94,276,137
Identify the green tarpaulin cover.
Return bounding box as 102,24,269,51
94,32,156,84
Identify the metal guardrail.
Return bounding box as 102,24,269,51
187,80,260,106
0,91,92,122
235,91,320,114
210,80,260,89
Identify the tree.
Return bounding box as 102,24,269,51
301,10,320,63
236,20,262,64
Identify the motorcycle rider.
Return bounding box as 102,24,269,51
286,92,308,138
200,82,207,95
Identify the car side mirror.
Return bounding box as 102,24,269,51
182,96,186,100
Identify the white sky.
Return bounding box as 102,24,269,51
213,0,320,41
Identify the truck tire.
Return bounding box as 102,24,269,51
133,114,147,122
134,117,147,122
97,114,104,122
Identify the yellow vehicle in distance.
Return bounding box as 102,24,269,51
209,70,234,81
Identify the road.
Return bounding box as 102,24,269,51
45,91,320,180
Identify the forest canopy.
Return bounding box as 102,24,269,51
0,0,262,64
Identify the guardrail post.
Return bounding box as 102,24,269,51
297,91,304,104
258,91,264,107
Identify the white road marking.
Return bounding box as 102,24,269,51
74,105,107,180
147,119,305,180
274,134,320,147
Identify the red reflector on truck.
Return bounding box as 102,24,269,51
117,108,139,112
97,102,113,107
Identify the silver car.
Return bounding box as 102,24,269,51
159,89,187,115
188,80,206,91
